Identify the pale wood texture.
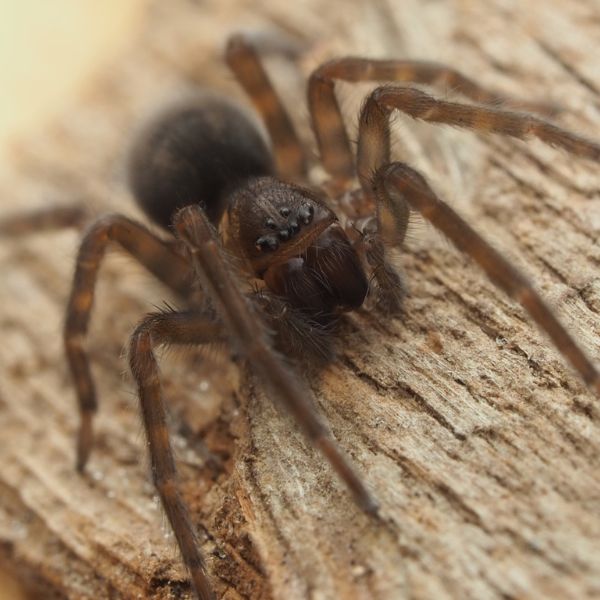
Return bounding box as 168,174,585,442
1,1,599,598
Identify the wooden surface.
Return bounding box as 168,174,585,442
1,0,599,598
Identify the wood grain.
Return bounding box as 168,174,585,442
1,0,599,598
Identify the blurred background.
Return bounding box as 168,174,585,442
0,2,146,597
0,0,146,165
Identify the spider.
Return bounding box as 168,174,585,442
10,33,599,599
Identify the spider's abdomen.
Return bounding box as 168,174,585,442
128,93,274,229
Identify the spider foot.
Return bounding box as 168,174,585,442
76,412,94,472
371,263,407,316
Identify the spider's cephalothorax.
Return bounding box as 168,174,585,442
227,176,369,317
32,32,599,600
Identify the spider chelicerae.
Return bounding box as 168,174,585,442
5,33,599,600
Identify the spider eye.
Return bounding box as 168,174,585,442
255,236,279,252
265,218,277,230
298,204,314,225
279,207,290,217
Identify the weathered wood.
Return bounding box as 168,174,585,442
1,0,599,598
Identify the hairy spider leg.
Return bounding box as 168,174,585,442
374,162,600,396
356,85,600,192
129,310,224,600
226,33,308,180
0,204,87,235
308,57,563,184
64,214,192,470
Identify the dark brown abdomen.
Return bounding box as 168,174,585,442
128,93,274,229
